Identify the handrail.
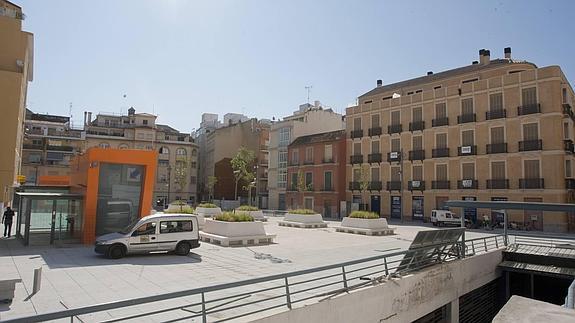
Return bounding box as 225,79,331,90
2,235,505,323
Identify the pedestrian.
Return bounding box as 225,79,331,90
2,206,15,238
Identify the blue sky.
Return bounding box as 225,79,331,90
18,0,575,133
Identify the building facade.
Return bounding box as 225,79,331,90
0,0,33,206
268,102,345,210
286,130,346,218
346,48,575,232
84,108,198,208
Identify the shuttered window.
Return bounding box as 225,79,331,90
353,168,361,181
490,127,505,144
371,168,380,181
353,142,361,155
462,163,475,179
324,145,332,161
412,107,422,122
564,122,570,140
489,93,503,111
371,114,380,128
413,165,423,181
462,130,474,146
353,117,361,130
523,123,539,141
461,98,474,115
524,160,540,179
491,161,506,179
391,138,400,152
522,87,537,106
413,136,423,150
371,140,380,153
436,133,447,148
391,111,400,125
435,103,447,118
391,166,401,181
436,164,448,180
566,160,572,178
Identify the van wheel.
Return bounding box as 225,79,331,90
108,244,125,259
175,242,191,256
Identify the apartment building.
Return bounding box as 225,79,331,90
268,102,345,210
346,48,575,232
21,110,85,185
0,0,33,206
205,118,270,206
286,130,346,218
84,108,198,207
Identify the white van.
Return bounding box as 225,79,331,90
95,213,200,259
430,210,464,227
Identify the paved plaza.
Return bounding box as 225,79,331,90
0,218,498,322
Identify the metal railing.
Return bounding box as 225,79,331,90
4,235,505,323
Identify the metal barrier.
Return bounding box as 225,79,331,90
508,233,575,248
3,235,504,323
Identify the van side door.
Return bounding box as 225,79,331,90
128,221,159,252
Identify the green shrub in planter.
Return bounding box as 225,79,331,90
165,207,194,214
237,205,259,211
349,211,380,219
214,212,254,222
198,203,218,208
288,209,316,215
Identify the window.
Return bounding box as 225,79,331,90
567,160,572,178
324,144,333,161
134,222,156,236
119,144,129,150
353,142,361,155
523,123,539,141
462,163,475,179
371,114,380,128
304,197,313,210
279,128,291,147
564,122,570,140
305,147,313,163
563,88,568,104
391,138,400,152
191,161,197,168
99,142,110,149
353,168,361,182
491,162,506,179
413,165,423,181
489,93,503,111
353,117,361,131
462,130,474,146
522,87,537,106
291,150,299,164
391,110,400,125
524,160,540,179
461,98,474,115
190,176,197,184
436,133,447,148
305,172,313,187
371,168,380,182
391,166,400,181
412,136,422,150
143,120,149,125
324,171,333,190
191,149,197,156
27,153,42,163
490,127,505,144
436,164,448,180
412,107,422,122
435,103,447,119
290,173,298,190
278,150,288,188
176,148,187,156
160,221,193,234
371,140,380,154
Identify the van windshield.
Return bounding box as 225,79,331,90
120,218,141,234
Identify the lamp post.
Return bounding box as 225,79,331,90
167,164,172,205
234,169,241,201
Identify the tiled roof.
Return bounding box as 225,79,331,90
289,130,345,147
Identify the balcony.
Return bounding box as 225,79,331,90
23,143,43,150
368,127,382,137
47,145,74,152
387,151,401,163
485,109,507,120
47,128,83,138
432,148,449,158
386,181,402,191
321,186,334,192
288,161,300,166
369,181,383,191
563,104,575,120
368,153,382,163
566,178,575,190
350,155,363,164
519,139,542,152
457,179,478,189
322,158,335,164
487,179,509,189
432,180,450,189
409,121,425,132
486,143,508,154
564,140,574,153
303,160,314,165
432,117,449,127
408,150,425,161
408,180,425,191
349,182,361,191
458,145,477,156
388,124,402,135
457,113,477,124
519,178,544,189
517,103,541,116
351,129,363,139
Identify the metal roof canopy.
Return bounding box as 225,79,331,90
445,200,575,213
15,192,83,200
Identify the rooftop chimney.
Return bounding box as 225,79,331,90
427,71,433,75
504,47,511,59
83,111,87,126
479,49,491,65
87,112,92,125
376,79,382,87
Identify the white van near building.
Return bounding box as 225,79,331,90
94,214,200,259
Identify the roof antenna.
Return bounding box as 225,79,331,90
305,85,312,105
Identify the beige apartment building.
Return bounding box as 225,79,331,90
346,48,575,232
0,0,33,206
268,102,345,210
84,108,198,208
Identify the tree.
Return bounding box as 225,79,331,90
173,158,190,193
230,147,256,200
356,165,370,210
295,170,312,209
207,176,218,202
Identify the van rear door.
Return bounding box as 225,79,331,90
157,219,196,251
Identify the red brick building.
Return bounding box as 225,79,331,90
286,130,346,218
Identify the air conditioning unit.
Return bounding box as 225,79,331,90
462,179,473,187
390,152,399,159
411,180,421,188
461,146,472,154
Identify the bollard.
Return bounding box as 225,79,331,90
33,267,42,294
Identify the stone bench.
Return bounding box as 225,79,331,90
200,232,275,247
278,221,328,229
335,226,395,236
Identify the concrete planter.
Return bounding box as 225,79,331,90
165,203,193,213
279,213,327,228
195,207,222,218
237,210,266,221
336,217,395,236
200,219,275,247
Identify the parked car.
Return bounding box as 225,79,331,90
95,213,200,259
430,209,467,227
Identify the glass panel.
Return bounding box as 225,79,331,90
391,167,400,181
462,130,474,146
354,143,361,155
489,93,503,111
436,164,447,180
412,107,422,122
353,117,361,130
371,168,380,181
492,162,506,179
435,103,447,118
523,123,539,141
522,87,537,105
524,160,540,178
324,171,332,190
491,127,505,144
413,136,422,150
461,98,474,114
413,165,423,180
371,114,380,128
371,141,380,153
391,138,400,151
324,145,332,160
391,111,400,125
436,133,447,148
462,163,475,179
